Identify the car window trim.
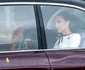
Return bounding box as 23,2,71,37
0,2,84,11
36,5,47,49
34,5,44,49
0,49,44,53
43,47,85,51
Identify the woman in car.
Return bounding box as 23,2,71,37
53,12,81,49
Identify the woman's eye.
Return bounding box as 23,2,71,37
57,21,61,24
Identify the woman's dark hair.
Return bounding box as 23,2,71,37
55,11,75,22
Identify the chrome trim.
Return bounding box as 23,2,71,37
0,2,84,53
43,47,85,51
0,49,44,53
0,2,84,11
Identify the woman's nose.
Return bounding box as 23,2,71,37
56,23,58,27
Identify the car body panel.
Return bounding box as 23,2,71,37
44,49,85,69
0,51,50,69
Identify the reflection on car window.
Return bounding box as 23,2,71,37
41,6,85,49
0,6,38,51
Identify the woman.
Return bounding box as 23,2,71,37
53,12,81,49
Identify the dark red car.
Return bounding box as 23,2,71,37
0,0,85,70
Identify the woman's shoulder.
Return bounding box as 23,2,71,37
72,33,81,39
72,33,80,36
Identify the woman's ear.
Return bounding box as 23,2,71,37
66,20,70,26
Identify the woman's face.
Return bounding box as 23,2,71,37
55,16,69,33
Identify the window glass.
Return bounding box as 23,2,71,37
41,6,85,49
0,6,38,51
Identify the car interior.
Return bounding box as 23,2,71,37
43,6,85,49
0,6,38,51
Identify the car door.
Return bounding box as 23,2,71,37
0,3,50,70
40,2,85,70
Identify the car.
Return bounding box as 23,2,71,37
0,0,85,70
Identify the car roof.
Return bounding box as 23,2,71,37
0,0,85,8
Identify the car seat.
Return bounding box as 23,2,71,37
23,28,38,49
45,29,58,49
75,29,85,47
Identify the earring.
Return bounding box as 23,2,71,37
66,25,68,26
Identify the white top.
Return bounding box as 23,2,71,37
53,33,81,49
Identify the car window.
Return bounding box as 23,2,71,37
41,6,85,49
0,5,38,51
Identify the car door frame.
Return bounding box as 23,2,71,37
0,2,51,70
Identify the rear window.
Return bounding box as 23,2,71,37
0,5,38,51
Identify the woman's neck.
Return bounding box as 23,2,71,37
62,28,72,35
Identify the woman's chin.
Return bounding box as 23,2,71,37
58,30,62,33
